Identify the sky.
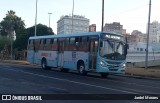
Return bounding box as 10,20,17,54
0,0,160,34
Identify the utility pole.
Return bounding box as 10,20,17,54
72,0,74,33
101,0,104,32
10,32,13,60
48,13,52,28
145,0,151,69
35,0,38,36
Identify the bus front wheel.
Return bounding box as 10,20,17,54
78,62,87,75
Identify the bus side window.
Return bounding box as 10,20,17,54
43,39,46,44
69,37,76,51
65,38,69,51
45,39,51,50
81,36,88,51
89,36,98,52
31,39,35,50
70,38,75,44
75,37,79,50
52,38,58,51
28,40,33,50
39,39,44,50
43,39,46,50
55,38,58,50
75,37,79,46
34,39,40,51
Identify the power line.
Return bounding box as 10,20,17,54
106,4,148,18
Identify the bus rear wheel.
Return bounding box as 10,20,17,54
78,62,87,75
100,73,109,78
41,59,51,70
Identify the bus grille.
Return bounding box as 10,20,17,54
109,69,118,71
108,66,119,71
106,61,121,65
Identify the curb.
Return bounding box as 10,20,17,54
1,60,30,65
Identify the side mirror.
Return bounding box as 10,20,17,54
124,44,129,55
127,44,129,49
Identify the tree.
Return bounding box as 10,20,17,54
26,24,54,37
13,30,27,51
0,10,25,37
13,24,54,51
0,36,10,51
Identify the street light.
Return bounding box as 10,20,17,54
35,0,38,36
48,13,52,28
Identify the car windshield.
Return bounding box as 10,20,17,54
100,40,125,60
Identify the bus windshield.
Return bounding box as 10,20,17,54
100,39,125,60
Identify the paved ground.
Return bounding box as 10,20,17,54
1,60,160,79
0,62,160,103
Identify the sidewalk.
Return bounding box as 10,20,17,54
1,60,160,79
1,60,30,65
125,67,160,78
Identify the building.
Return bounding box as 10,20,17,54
148,21,160,43
89,24,96,32
103,22,123,34
57,15,89,34
126,30,147,52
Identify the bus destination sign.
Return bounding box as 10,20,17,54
101,33,124,41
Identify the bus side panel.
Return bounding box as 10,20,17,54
63,51,76,70
63,51,89,70
76,52,89,70
27,50,34,64
47,51,58,67
36,50,58,67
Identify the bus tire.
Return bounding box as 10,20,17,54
41,59,51,70
78,62,87,75
100,73,109,78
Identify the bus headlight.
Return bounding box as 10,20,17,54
122,63,126,67
100,61,106,66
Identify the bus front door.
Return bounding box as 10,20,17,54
58,39,64,67
89,37,98,70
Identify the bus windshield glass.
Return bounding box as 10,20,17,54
100,34,126,60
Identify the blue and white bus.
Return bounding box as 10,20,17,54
27,32,128,77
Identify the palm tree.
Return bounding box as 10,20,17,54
0,10,25,59
0,10,25,38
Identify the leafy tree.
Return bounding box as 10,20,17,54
13,30,27,51
0,10,25,37
13,24,54,51
0,36,10,51
26,24,54,37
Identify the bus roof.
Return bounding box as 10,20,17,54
29,31,123,40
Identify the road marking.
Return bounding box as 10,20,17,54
86,75,160,89
1,66,160,94
3,68,138,94
2,63,160,88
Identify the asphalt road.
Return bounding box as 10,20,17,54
0,63,160,103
